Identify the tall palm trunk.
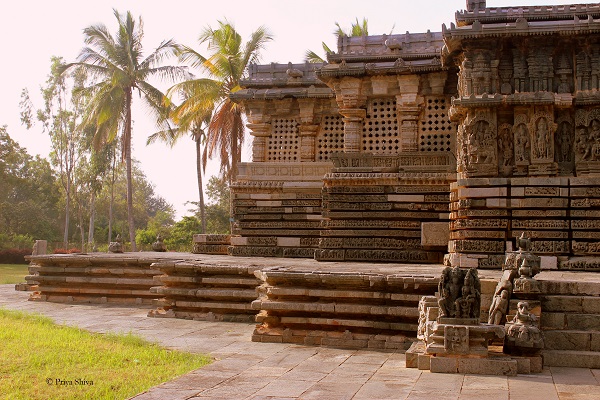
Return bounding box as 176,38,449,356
77,198,85,250
195,132,206,233
125,88,137,251
108,150,116,244
63,176,71,248
88,191,95,250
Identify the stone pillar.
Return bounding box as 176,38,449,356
247,123,271,162
32,240,47,256
339,108,366,153
299,124,319,161
397,75,422,152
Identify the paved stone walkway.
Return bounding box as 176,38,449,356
1,285,600,399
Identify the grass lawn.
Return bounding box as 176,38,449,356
0,309,211,399
0,264,29,284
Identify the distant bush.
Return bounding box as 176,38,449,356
67,248,82,254
53,249,67,254
0,248,31,264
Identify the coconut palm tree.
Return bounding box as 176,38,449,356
168,20,273,182
61,9,187,251
147,97,213,234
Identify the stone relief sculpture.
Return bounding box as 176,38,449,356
108,234,124,253
498,123,514,173
438,266,481,319
488,284,510,325
504,301,544,354
152,234,167,252
513,123,530,164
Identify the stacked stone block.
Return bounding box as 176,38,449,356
449,178,510,269
317,153,455,264
26,254,162,304
229,162,331,259
510,178,570,260
251,266,439,348
149,261,261,322
192,234,230,255
539,279,600,368
569,177,600,268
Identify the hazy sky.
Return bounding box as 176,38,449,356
1,0,587,218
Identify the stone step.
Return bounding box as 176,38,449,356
542,329,600,351
541,312,600,330
542,350,600,368
276,316,418,332
252,299,419,318
265,286,421,302
151,287,257,300
541,295,600,313
174,300,255,312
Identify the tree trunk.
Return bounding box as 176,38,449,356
63,176,70,248
88,191,95,250
125,88,137,251
195,133,206,234
78,198,85,251
108,150,116,244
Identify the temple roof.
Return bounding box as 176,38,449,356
231,62,333,101
456,3,600,26
327,31,444,63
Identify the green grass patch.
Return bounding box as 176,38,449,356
0,264,29,284
0,308,211,399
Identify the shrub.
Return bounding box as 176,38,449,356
53,248,68,254
67,248,82,254
0,248,31,264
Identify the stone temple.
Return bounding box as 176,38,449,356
225,0,600,273
21,0,600,375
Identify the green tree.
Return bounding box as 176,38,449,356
0,126,61,243
21,56,88,248
94,161,175,250
168,21,273,182
147,99,212,234
305,18,371,63
61,9,186,251
204,176,230,234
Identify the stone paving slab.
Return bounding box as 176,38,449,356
1,284,599,399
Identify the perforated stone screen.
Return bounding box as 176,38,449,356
316,115,344,161
362,98,401,154
267,118,299,161
419,97,455,152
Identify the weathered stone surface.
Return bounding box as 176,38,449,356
429,356,458,373
542,330,591,351
457,358,517,376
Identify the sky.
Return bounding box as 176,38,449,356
1,0,590,219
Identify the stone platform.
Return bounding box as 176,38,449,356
18,252,600,367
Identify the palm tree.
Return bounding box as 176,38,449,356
306,18,371,63
148,96,213,234
168,20,273,182
61,9,187,251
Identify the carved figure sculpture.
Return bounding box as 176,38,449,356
438,267,480,319
557,121,572,162
514,124,530,163
534,118,550,160
488,289,509,325
108,234,124,253
152,234,167,252
505,301,544,351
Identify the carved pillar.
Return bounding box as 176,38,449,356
339,108,366,153
299,124,319,161
397,75,422,152
336,77,367,153
247,123,271,162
